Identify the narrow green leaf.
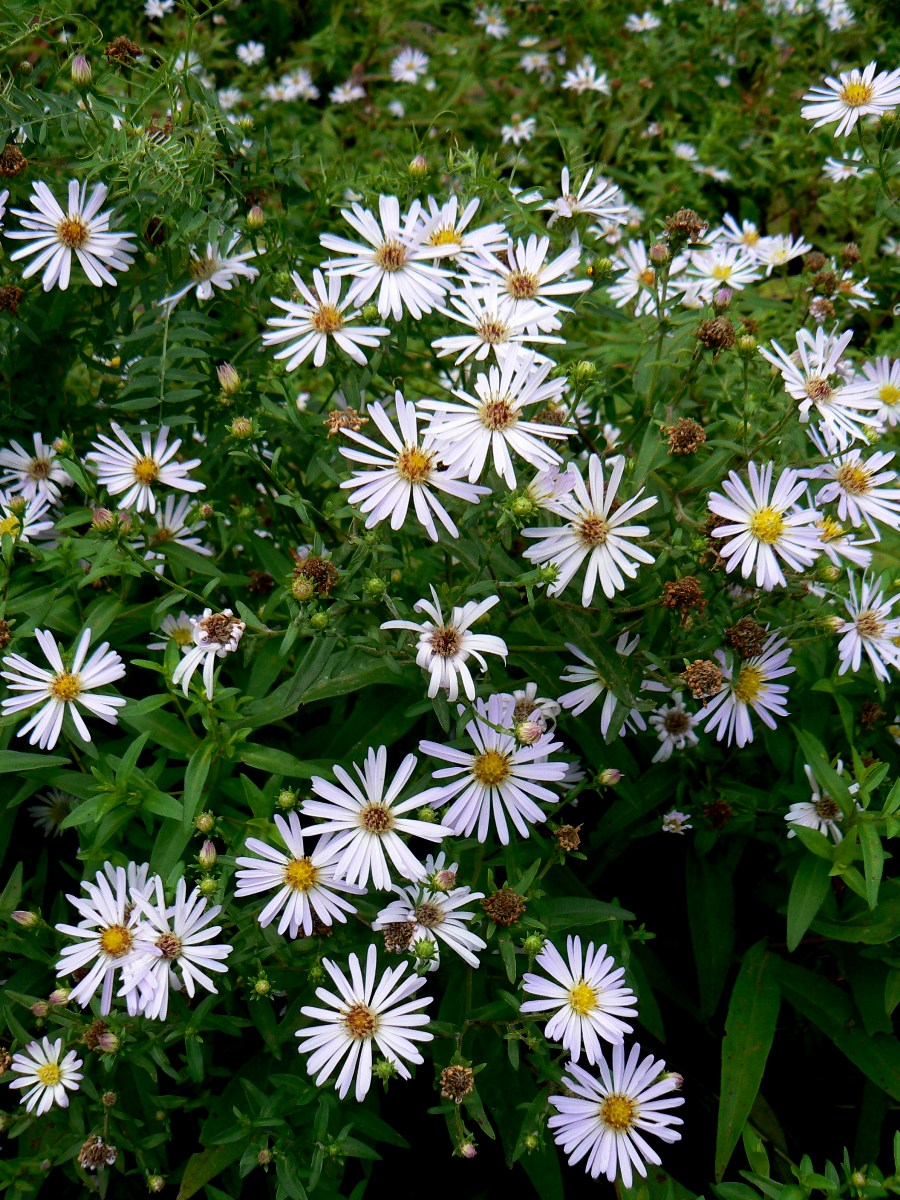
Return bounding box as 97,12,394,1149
687,849,735,1015
0,750,69,774
183,741,214,830
786,854,832,952
858,821,884,911
176,1142,247,1200
715,941,780,1180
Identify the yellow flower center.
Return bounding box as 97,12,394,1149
836,463,871,495
638,267,655,287
733,663,764,703
36,1062,62,1087
189,256,219,282
395,446,434,483
50,671,81,702
172,626,194,647
374,240,407,272
744,230,760,246
568,980,597,1015
284,857,319,892
311,304,344,334
505,269,540,300
133,456,160,485
476,317,510,345
817,516,844,541
577,513,610,547
840,81,874,107
343,1002,377,1039
855,609,885,640
711,263,733,280
472,748,511,787
749,505,784,544
57,217,90,249
0,514,20,537
879,383,900,407
479,395,518,431
599,1093,636,1132
428,226,461,247
100,924,133,958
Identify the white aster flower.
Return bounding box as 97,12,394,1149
390,47,429,82
433,283,563,364
561,57,610,94
148,610,195,652
521,936,638,1062
813,508,873,569
55,865,151,1014
1,627,126,750
683,244,761,300
302,746,452,889
471,234,591,326
700,634,794,748
758,327,880,448
421,195,507,262
28,787,73,836
418,691,568,844
522,455,657,605
235,812,364,938
608,240,684,317
329,79,366,104
320,195,453,320
708,461,821,589
85,422,204,514
0,490,54,543
296,943,433,1101
625,10,662,30
120,877,232,1020
662,810,692,834
548,1045,684,1185
754,233,813,273
372,853,486,969
475,4,509,37
510,681,561,730
648,693,699,762
714,214,762,251
217,86,243,110
262,270,390,370
9,1038,83,1115
381,588,507,702
813,446,900,540
835,573,900,682
145,0,176,16
236,41,266,66
822,148,873,181
786,762,858,842
558,634,665,737
139,493,211,570
861,356,900,428
171,608,245,700
5,179,136,291
501,116,537,145
159,235,259,310
339,393,488,542
0,433,71,503
419,350,571,488
801,62,900,137
541,167,627,229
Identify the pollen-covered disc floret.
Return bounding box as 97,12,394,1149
381,586,507,702
296,943,433,1101
521,936,638,1063
548,1044,684,1186
418,692,569,845
234,812,365,937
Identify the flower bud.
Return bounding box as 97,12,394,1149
198,876,218,897
217,362,241,394
195,811,214,834
228,416,253,439
363,575,388,599
96,1030,119,1054
253,977,272,996
276,788,297,810
433,869,457,891
258,1148,273,1165
49,988,70,1007
31,1001,49,1018
712,286,732,312
361,302,381,323
235,115,255,133
247,204,265,229
413,937,438,960
91,507,116,532
568,360,597,389
537,564,560,586
71,54,92,86
515,720,542,746
291,575,315,602
523,1133,540,1152
198,840,217,869
102,1091,118,1107
649,242,669,265
457,1141,477,1159
737,334,757,358
373,1057,398,1080
147,1176,165,1194
522,933,544,955
598,768,623,787
408,153,428,177
510,494,537,518
11,910,38,928
199,502,214,520
416,805,437,823
309,611,329,631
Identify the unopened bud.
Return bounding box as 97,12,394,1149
198,840,217,869
522,933,544,955
416,806,437,823
258,1148,273,1165
195,811,214,834
523,1133,540,1152
198,876,218,897
408,153,428,177
712,286,732,312
49,988,70,1007
568,360,597,389
433,869,457,891
309,611,329,631
291,575,315,602
31,1001,49,1019
737,334,757,358
228,416,253,439
235,115,254,133
363,575,388,599
510,494,537,518
276,788,297,810
649,242,669,265
102,1091,118,1108
413,937,438,960
71,54,92,86
537,563,559,586
198,502,214,520
515,720,542,746
372,1057,398,1080
253,977,272,996
96,1030,119,1054
598,768,623,787
91,507,116,531
457,1141,477,1159
11,910,38,928
361,302,381,323
217,362,241,394
147,1176,165,1194
247,204,265,229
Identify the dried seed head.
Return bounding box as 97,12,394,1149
0,619,10,650
664,207,708,248
105,36,142,67
860,700,884,729
666,417,706,455
247,569,275,595
78,1135,117,1171
804,250,827,273
381,921,416,953
809,296,835,324
841,242,861,266
0,1047,11,1076
82,1019,111,1051
0,145,28,177
811,270,837,296
440,1065,475,1103
555,824,582,852
703,799,733,829
481,888,526,927
681,659,724,702
662,576,706,619
292,555,339,597
0,285,25,314
725,616,767,659
325,408,368,437
696,316,736,352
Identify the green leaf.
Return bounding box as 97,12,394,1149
858,821,884,911
536,896,635,930
499,935,517,983
0,750,69,773
786,854,832,952
0,862,24,919
715,941,780,1180
687,848,735,1016
238,744,310,777
176,1142,247,1200
183,741,214,830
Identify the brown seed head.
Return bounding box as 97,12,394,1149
664,207,708,248
78,1135,117,1172
841,242,861,266
681,659,724,703
0,619,10,650
382,921,416,953
247,569,275,595
482,888,526,927
804,251,827,273
0,286,25,315
555,824,582,852
325,408,369,437
0,145,27,178
666,417,706,455
696,317,736,352
811,270,837,296
292,555,339,597
0,1047,10,1076
104,36,142,67
662,577,706,619
440,1065,475,1104
199,612,240,645
703,799,733,830
82,1019,110,1051
725,616,767,659
860,700,884,729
